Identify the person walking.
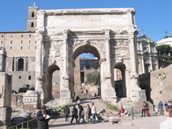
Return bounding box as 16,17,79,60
86,104,91,122
64,105,70,122
70,105,78,124
160,105,172,129
158,101,164,115
77,104,85,124
142,101,146,117
37,105,50,129
91,102,97,124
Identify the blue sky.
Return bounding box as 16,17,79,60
0,0,172,43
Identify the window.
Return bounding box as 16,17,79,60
10,46,12,50
11,34,13,38
21,34,23,38
29,40,31,44
10,40,13,44
29,34,31,37
19,76,21,79
21,46,23,50
35,46,37,50
18,58,24,71
1,41,3,44
35,40,37,44
21,40,23,44
28,46,31,50
31,12,34,17
28,76,31,80
1,35,4,38
31,22,34,27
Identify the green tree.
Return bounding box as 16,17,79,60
156,44,171,56
86,70,100,85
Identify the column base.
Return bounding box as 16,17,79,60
60,90,72,105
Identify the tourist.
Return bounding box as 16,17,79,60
91,102,97,123
86,104,92,122
158,101,164,115
145,102,150,117
77,104,85,124
119,106,125,117
164,101,168,107
75,96,80,102
160,106,172,129
37,105,50,129
70,105,78,124
141,101,146,117
64,105,70,122
168,100,172,106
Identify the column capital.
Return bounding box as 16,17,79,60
63,29,70,40
35,30,44,41
103,29,111,40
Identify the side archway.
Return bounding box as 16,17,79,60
114,62,126,98
46,64,60,99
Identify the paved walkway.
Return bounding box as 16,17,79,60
45,98,166,129
48,115,165,129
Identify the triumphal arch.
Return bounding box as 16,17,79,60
35,8,144,104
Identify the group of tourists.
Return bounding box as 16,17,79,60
64,102,97,124
158,100,172,115
36,100,97,129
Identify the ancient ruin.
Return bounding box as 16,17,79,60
35,8,146,104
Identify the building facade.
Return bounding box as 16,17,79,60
0,5,38,92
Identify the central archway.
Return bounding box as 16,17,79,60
71,44,100,99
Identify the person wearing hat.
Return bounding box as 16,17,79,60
37,105,50,129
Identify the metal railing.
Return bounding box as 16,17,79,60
8,118,37,129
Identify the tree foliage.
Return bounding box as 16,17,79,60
156,44,171,56
85,70,100,85
156,44,172,62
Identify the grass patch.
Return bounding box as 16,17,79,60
105,102,119,111
51,103,72,110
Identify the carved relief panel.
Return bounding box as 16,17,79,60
44,40,64,65
111,39,130,62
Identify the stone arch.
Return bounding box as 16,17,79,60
72,44,101,60
114,62,126,98
46,64,60,99
71,44,101,97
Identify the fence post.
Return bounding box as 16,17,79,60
131,106,134,120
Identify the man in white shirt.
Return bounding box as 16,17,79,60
91,102,97,124
160,106,172,129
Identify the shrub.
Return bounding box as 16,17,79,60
85,70,100,85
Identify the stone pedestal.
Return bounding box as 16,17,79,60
0,107,12,127
0,73,12,128
60,90,72,105
23,90,39,110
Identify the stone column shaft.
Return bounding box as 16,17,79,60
105,30,111,78
148,44,153,71
35,33,43,91
63,34,69,79
129,33,137,76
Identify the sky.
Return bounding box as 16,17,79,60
0,0,172,43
